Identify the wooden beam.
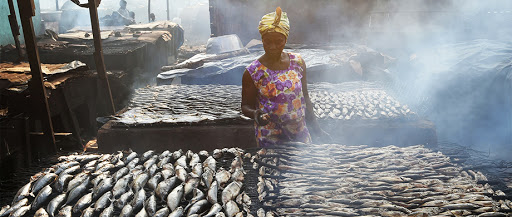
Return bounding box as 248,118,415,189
87,0,116,115
7,0,23,62
17,0,57,154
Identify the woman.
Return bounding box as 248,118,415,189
241,7,330,147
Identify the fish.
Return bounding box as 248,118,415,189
53,174,73,193
207,181,218,204
32,185,53,211
184,176,200,196
144,155,158,169
91,172,110,188
66,172,89,192
112,175,131,198
203,156,216,172
72,192,92,214
203,203,222,217
175,165,188,182
94,191,112,211
119,204,133,217
132,172,150,192
31,173,57,196
93,163,114,175
134,208,148,217
230,156,243,172
125,151,137,163
0,205,10,217
126,158,140,170
55,205,72,217
147,172,163,190
212,149,222,159
144,194,157,215
148,164,158,176
172,150,183,161
46,193,66,217
216,212,226,217
65,176,89,205
60,165,81,176
168,206,184,217
93,177,113,199
131,188,146,211
230,168,245,182
199,150,209,159
175,156,188,170
192,163,203,177
11,182,31,205
35,207,49,217
167,184,184,211
161,168,175,179
80,207,95,217
154,207,170,217
222,181,242,205
115,190,134,209
99,202,114,217
224,200,240,217
160,150,171,159
141,150,155,162
113,167,130,181
156,177,178,201
4,198,28,217
54,161,80,175
157,156,171,168
202,167,215,189
187,199,209,216
9,205,31,217
216,168,231,188
189,153,201,167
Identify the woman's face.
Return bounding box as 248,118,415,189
262,32,287,58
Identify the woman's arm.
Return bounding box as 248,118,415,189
300,61,331,141
242,70,269,125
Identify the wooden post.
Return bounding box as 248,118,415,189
87,0,116,115
17,0,57,154
7,0,23,62
167,0,170,20
148,0,151,22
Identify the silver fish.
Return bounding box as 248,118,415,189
125,152,137,163
126,158,139,170
189,153,201,167
203,156,216,172
198,150,209,159
54,174,73,193
113,167,129,181
94,161,109,172
119,204,133,217
98,154,112,162
4,198,27,216
11,182,31,205
156,177,178,201
93,177,113,199
161,168,175,179
9,205,31,217
147,172,163,190
224,200,239,217
216,212,226,217
112,176,130,199
207,181,218,204
72,192,92,214
32,185,52,211
168,206,184,217
202,167,215,189
216,168,231,188
157,157,171,168
93,164,114,175
192,163,203,177
35,207,49,217
184,176,200,196
230,156,243,173
154,207,169,217
91,172,110,188
99,202,114,217
31,173,57,196
185,150,194,160
94,191,112,211
47,193,66,217
222,181,242,205
66,172,89,192
60,165,81,176
141,150,155,162
230,168,245,182
204,203,222,217
175,156,188,170
160,150,171,159
55,205,72,217
132,172,150,192
212,149,222,159
167,184,184,211
175,165,187,182
55,161,80,175
115,190,134,209
66,177,89,205
143,155,158,170
0,205,10,217
187,199,209,216
144,194,157,216
134,208,148,217
172,150,182,160
80,207,95,217
148,164,158,176
131,188,146,211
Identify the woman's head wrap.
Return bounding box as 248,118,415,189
258,7,290,39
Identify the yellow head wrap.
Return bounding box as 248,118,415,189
258,7,290,39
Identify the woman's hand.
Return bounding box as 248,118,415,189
254,110,270,126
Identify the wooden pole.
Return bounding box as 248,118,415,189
87,0,116,115
17,0,57,154
56,0,59,10
7,0,23,62
167,0,170,20
148,0,151,22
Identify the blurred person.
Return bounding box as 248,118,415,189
241,7,331,147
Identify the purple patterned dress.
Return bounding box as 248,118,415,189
246,52,312,147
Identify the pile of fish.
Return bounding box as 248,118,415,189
117,82,414,126
252,143,511,217
0,148,253,217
